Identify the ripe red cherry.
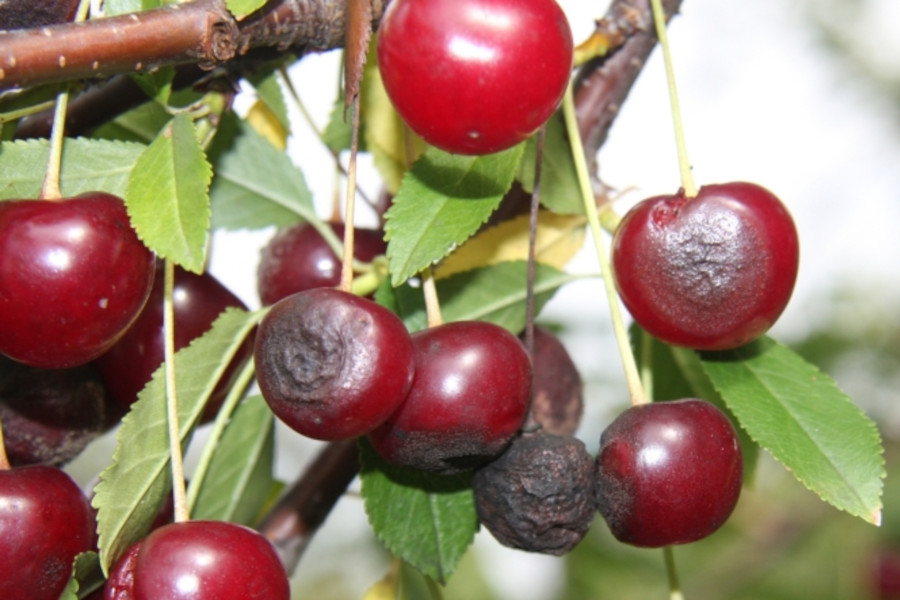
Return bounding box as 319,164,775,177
257,222,386,306
0,192,155,368
377,0,573,155
254,288,415,441
595,398,743,547
105,520,289,600
367,320,532,473
612,182,799,350
0,465,96,600
94,261,251,422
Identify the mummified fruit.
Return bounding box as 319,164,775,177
473,431,597,555
254,288,415,441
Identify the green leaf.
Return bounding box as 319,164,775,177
92,100,175,144
700,336,885,524
191,395,276,526
126,113,212,272
630,325,759,483
104,0,163,16
92,307,261,572
208,115,316,230
384,145,526,285
359,439,478,585
58,552,104,600
226,0,267,18
378,261,579,334
518,112,582,215
131,67,175,106
0,138,145,200
248,70,291,134
323,96,354,155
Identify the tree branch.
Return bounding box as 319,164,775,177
0,0,386,93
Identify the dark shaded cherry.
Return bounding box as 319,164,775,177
105,520,289,600
254,287,415,441
612,182,799,350
473,431,596,555
257,222,386,306
525,326,583,436
0,465,96,600
870,545,900,600
0,355,108,466
94,261,251,422
377,0,573,155
367,320,532,473
595,398,743,547
0,192,156,368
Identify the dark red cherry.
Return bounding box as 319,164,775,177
94,261,251,422
257,222,386,306
106,520,290,600
595,398,743,547
612,182,799,350
0,465,96,600
254,287,415,441
0,356,109,466
367,320,532,473
377,0,573,155
0,192,155,368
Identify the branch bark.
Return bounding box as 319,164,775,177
0,0,386,92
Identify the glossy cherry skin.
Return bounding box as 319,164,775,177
105,520,290,600
368,320,532,473
377,0,573,155
0,192,156,368
595,399,743,548
612,182,799,350
0,465,96,600
254,288,415,441
94,261,251,422
257,222,386,306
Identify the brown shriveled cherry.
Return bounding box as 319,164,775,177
367,320,532,473
595,398,743,547
473,431,596,555
257,221,386,306
254,287,415,441
612,182,799,350
0,356,109,466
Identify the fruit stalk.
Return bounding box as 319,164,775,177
562,83,647,406
162,260,190,522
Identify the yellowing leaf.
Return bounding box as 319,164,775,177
246,99,288,150
435,211,586,279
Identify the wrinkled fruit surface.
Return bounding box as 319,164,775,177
0,192,155,368
612,182,799,350
257,222,386,306
0,355,109,466
377,0,573,155
473,432,596,555
105,520,289,600
0,465,96,600
254,287,415,441
94,261,251,422
595,398,743,547
368,320,532,473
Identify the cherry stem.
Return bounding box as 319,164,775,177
162,259,189,523
664,546,686,600
0,418,10,470
186,354,258,514
339,93,362,293
562,83,647,407
422,267,443,328
649,0,697,198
